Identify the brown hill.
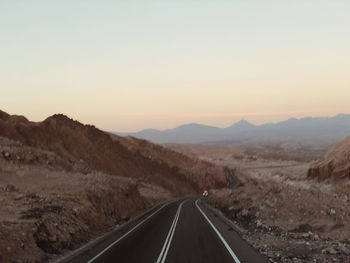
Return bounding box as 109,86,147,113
117,136,228,189
308,136,350,180
0,110,229,194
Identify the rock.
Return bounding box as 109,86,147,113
15,194,24,200
241,209,249,216
322,247,338,255
3,151,10,158
338,245,350,255
256,220,263,228
308,136,350,180
329,209,336,215
291,223,313,233
5,184,16,192
302,233,310,238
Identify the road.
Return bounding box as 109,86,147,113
61,198,268,263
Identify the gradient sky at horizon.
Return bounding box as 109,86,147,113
1,1,350,132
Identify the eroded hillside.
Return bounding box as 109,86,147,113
308,136,350,180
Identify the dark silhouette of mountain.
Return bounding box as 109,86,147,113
116,114,350,144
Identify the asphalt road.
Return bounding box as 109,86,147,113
61,198,268,263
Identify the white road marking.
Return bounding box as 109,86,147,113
195,199,241,263
156,207,179,263
157,200,186,263
87,202,169,263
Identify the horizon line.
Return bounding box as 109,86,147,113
116,113,349,133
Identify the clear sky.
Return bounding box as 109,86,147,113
1,1,350,132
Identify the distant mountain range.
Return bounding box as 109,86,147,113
116,114,350,144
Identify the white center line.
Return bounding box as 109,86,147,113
157,200,187,263
195,199,241,263
87,202,169,263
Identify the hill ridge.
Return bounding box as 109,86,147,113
116,114,350,144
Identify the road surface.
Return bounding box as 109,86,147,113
61,198,268,263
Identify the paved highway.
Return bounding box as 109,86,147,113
61,198,268,263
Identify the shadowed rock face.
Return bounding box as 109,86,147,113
308,137,350,180
0,110,229,194
0,110,9,120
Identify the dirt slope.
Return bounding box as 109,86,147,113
116,136,228,190
308,136,350,180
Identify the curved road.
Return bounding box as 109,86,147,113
61,198,268,263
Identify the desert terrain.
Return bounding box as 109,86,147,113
2,108,350,263
166,141,350,262
0,110,229,262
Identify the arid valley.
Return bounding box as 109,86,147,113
2,2,350,262
1,109,350,262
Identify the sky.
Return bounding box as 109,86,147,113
1,1,350,132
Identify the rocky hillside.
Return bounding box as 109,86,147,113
308,136,350,180
0,136,155,263
0,109,229,262
0,110,229,194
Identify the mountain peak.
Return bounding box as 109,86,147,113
228,119,255,129
43,114,81,126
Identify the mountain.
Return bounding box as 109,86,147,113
0,110,228,193
116,114,350,144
